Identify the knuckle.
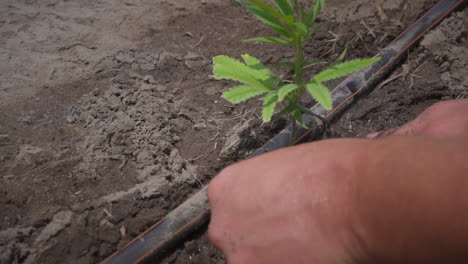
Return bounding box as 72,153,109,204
208,164,238,211
425,100,463,115
228,254,248,264
208,220,227,251
209,223,240,263
432,100,452,108
209,165,235,197
208,171,226,202
219,164,237,178
207,223,221,246
425,100,450,114
207,176,220,200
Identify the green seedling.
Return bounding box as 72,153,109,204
213,0,380,143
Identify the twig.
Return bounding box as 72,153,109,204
360,20,376,38
403,60,426,88
103,208,113,218
59,43,96,52
375,33,388,45
376,72,404,90
323,31,340,56
356,31,370,52
209,129,221,141
190,154,205,162
193,36,205,48
298,105,330,132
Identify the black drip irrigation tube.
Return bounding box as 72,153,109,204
101,0,468,263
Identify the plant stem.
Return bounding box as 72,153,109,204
290,33,305,145
290,118,297,145
293,37,304,86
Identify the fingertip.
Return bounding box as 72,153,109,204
366,132,380,139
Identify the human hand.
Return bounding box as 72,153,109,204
208,140,369,264
208,99,468,264
368,99,468,139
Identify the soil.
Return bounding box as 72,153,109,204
0,0,466,263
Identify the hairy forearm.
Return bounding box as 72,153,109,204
353,136,468,263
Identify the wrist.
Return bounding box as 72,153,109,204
350,137,468,264
300,139,375,263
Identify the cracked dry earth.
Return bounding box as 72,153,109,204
0,0,466,263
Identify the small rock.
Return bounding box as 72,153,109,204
184,51,202,60
440,61,451,71
119,225,127,238
92,88,101,96
66,115,76,124
220,120,251,158
19,115,32,125
193,122,207,130
155,85,167,92
123,95,137,106
171,135,181,143
115,111,135,132
66,105,81,123
441,72,452,83
3,174,14,180
34,211,73,245
136,150,154,166
108,95,122,111
143,75,156,84
137,165,161,182
16,145,46,166
0,134,9,144
0,227,34,245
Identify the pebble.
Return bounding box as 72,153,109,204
0,134,9,143
3,174,14,180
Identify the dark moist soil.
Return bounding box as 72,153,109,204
0,0,466,263
162,6,468,264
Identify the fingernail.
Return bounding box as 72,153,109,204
366,132,381,139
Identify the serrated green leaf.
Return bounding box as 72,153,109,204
295,22,308,34
282,15,296,25
213,55,272,90
337,46,347,62
274,0,294,16
291,108,308,128
243,4,291,37
329,46,348,68
273,103,296,121
239,0,295,36
244,0,296,26
305,24,320,40
241,54,274,81
305,0,325,27
262,92,278,122
313,57,381,83
305,60,319,65
304,60,324,68
222,85,267,104
277,84,298,101
300,5,307,23
244,0,284,19
241,53,264,68
243,37,291,45
275,61,295,69
306,81,332,110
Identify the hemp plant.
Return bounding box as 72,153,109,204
213,0,380,142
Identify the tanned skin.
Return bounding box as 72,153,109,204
208,100,468,264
